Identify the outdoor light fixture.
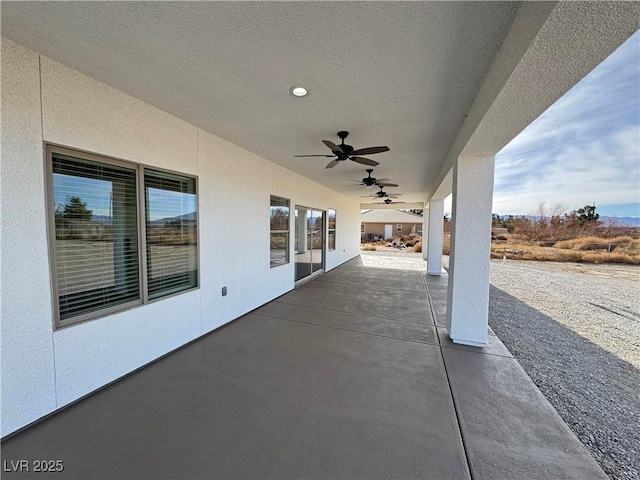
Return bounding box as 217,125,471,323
290,86,309,97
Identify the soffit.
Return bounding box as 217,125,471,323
1,1,521,205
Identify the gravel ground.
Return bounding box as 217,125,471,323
489,260,640,480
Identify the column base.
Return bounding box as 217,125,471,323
450,337,486,348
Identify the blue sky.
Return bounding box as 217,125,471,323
490,30,640,218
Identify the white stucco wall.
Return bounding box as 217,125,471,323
0,38,360,436
0,38,58,439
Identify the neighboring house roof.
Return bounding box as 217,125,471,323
361,209,423,224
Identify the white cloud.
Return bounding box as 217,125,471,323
493,31,640,216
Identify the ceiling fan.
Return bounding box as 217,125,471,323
294,131,389,169
377,198,406,205
346,169,398,188
361,186,402,199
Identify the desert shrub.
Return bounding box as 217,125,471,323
442,237,450,255
361,245,377,251
413,242,422,253
598,218,636,239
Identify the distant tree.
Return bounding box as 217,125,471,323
576,204,600,224
502,215,516,232
270,207,289,230
492,214,517,232
443,213,451,233
167,219,182,230
62,196,92,220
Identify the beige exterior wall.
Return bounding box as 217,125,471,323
361,222,422,241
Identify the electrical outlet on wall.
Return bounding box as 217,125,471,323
222,286,227,296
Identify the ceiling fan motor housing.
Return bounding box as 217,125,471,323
337,144,354,159
335,131,353,159
362,169,376,185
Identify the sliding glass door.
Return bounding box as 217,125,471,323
295,206,325,282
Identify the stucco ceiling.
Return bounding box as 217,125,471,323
1,1,522,205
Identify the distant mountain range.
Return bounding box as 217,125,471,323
599,216,640,227
91,212,197,225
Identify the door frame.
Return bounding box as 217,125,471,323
294,205,326,286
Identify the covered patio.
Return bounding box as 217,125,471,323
2,253,605,479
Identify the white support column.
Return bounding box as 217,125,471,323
426,199,444,275
446,155,495,347
422,208,429,261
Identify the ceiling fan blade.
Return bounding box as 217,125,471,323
341,183,362,187
375,178,390,183
350,157,379,167
323,140,344,154
351,146,390,156
377,182,398,187
325,159,340,169
294,154,335,157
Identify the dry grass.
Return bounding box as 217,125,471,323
364,232,639,264
491,235,640,265
555,236,635,251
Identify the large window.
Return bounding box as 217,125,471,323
145,170,198,299
328,209,336,251
47,145,198,327
270,195,290,268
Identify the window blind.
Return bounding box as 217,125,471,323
52,154,140,321
144,169,198,299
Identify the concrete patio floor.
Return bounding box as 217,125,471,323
1,254,606,479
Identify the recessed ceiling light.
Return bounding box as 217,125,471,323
290,86,309,97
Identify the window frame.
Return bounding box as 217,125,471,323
361,224,365,233
396,224,402,232
327,209,336,251
144,168,199,301
269,194,290,268
45,144,200,329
